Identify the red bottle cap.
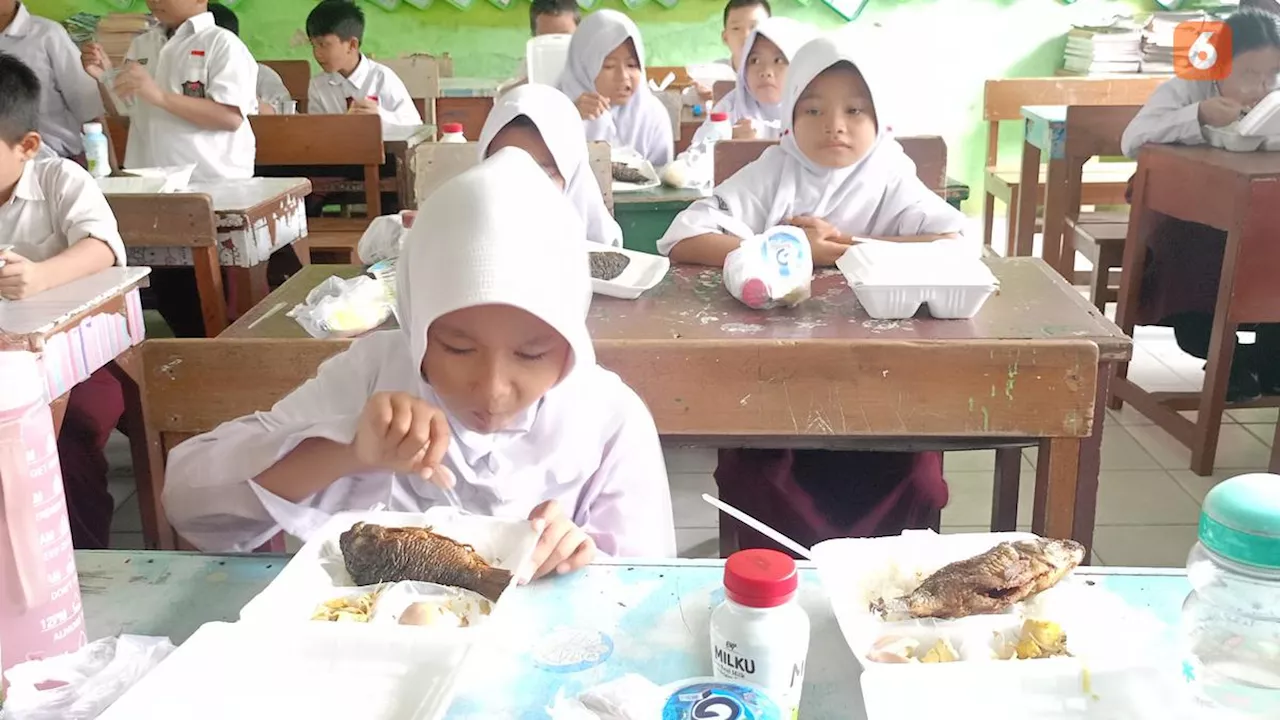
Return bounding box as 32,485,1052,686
723,549,798,608
441,123,464,134
710,111,729,122
190,50,206,57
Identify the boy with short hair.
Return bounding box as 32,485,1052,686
80,0,258,182
208,2,292,114
530,0,580,36
0,52,128,549
684,0,772,106
0,0,106,160
306,0,421,126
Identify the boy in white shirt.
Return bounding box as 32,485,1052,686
684,0,772,106
510,0,581,82
305,0,421,126
0,53,129,549
208,2,292,114
80,0,258,182
0,1,106,160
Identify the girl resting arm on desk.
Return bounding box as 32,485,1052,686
163,148,676,579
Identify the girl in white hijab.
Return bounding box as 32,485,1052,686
556,9,674,167
691,17,815,144
659,35,966,265
479,84,623,247
657,36,962,553
164,148,675,576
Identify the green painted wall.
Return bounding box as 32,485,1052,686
29,0,1160,214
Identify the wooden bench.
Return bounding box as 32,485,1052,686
260,59,311,113
1060,105,1144,311
981,77,1164,251
712,136,949,195
251,114,385,263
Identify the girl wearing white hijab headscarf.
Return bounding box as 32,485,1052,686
556,9,674,167
658,36,956,553
659,35,966,263
164,149,675,565
690,17,815,144
479,84,623,248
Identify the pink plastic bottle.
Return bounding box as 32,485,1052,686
0,351,85,681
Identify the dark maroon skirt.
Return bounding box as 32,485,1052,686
1129,178,1226,325
714,449,948,556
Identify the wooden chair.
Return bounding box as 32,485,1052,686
1060,105,1143,311
646,66,694,90
382,54,449,126
981,76,1165,251
105,194,227,336
260,59,311,113
105,115,129,166
713,137,949,195
250,114,384,263
135,338,350,550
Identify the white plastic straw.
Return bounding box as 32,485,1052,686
701,493,814,561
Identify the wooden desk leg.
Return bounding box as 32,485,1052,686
1270,420,1280,473
990,447,1022,532
1031,437,1083,549
1070,362,1112,558
192,245,228,337
226,262,271,319
109,352,175,550
1110,167,1155,412
1192,318,1237,475
1014,137,1041,258
1042,158,1070,278
50,394,70,435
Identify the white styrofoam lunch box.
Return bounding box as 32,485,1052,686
836,241,999,320
588,245,670,300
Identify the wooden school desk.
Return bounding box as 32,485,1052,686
1014,105,1135,277
80,550,1188,718
383,123,434,212
0,268,164,545
106,178,312,318
1113,145,1280,477
220,259,1130,554
612,185,707,255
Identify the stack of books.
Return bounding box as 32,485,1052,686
1063,23,1143,75
1142,11,1211,74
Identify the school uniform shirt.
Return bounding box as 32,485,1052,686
0,158,126,267
122,11,258,181
478,84,623,247
163,148,675,557
0,3,106,158
659,37,968,256
307,55,423,126
256,62,293,110
556,10,673,167
1120,78,1213,159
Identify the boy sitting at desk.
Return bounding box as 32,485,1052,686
208,2,292,115
0,53,129,549
511,0,581,82
305,0,421,127
684,0,773,106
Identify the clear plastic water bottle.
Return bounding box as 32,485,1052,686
1181,473,1280,717
707,111,732,144
82,122,110,179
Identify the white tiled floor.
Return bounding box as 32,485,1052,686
102,274,1277,570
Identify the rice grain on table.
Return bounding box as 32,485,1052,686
589,251,631,281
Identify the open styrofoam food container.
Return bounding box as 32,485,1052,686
239,509,538,624
812,530,1190,718
1204,123,1265,153
611,146,660,193
588,244,670,300
97,621,469,720
836,240,999,320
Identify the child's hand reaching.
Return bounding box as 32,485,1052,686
787,215,852,266
522,500,595,582
353,391,452,485
0,250,49,300
732,118,756,139
575,92,611,120
1199,97,1248,128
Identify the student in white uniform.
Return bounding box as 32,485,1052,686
684,0,773,105
479,84,622,247
511,0,581,82
0,1,105,160
208,3,292,114
556,10,673,167
163,148,676,572
0,54,129,550
80,0,258,182
305,0,420,126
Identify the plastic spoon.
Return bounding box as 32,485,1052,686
701,493,814,561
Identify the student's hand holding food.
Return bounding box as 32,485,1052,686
348,97,380,115
80,42,111,81
732,118,756,139
1199,96,1248,128
353,391,452,483
693,81,715,102
788,215,851,266
0,250,49,300
524,499,595,581
113,62,163,107
575,92,611,120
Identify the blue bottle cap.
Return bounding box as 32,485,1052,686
1199,473,1280,569
661,679,782,720
692,105,704,117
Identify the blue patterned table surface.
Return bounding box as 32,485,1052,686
77,551,1188,719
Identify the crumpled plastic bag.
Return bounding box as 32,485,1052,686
545,674,664,720
356,211,414,265
287,273,393,338
661,141,713,190
723,225,813,309
2,634,175,720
